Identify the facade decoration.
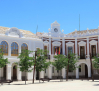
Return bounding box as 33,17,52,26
0,21,99,81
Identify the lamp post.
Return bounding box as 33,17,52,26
33,51,37,84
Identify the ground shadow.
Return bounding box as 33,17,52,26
93,84,99,86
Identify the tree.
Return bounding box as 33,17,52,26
93,54,99,69
16,50,34,85
52,54,68,81
65,53,78,81
0,49,10,85
35,49,51,82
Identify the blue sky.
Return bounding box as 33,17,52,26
0,0,99,34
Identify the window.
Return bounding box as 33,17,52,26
52,66,54,73
11,42,18,56
21,43,28,52
68,47,73,54
0,41,8,55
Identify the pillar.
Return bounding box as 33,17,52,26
17,66,22,81
75,38,77,56
7,64,11,80
98,36,99,53
62,68,66,79
27,67,33,81
40,71,44,78
49,38,51,55
87,38,89,59
88,65,91,77
8,43,11,56
48,65,52,79
62,39,65,55
76,68,79,79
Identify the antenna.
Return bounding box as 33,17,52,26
79,14,80,31
36,25,38,36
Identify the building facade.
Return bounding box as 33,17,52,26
0,21,99,81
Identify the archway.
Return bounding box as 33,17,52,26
79,63,88,78
36,70,39,80
3,65,6,80
13,66,17,80
12,63,17,80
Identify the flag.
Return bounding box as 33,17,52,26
55,47,57,55
58,47,60,54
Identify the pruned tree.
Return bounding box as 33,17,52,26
0,49,10,85
52,54,68,81
35,49,51,83
16,50,34,85
65,53,78,81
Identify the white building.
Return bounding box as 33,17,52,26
0,21,99,81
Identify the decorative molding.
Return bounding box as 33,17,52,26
66,42,74,46
89,40,97,45
78,41,86,46
52,41,61,46
5,27,23,38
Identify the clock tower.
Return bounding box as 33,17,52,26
48,21,64,37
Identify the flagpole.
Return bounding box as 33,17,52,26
79,14,80,31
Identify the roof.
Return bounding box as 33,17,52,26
0,26,38,38
67,29,98,36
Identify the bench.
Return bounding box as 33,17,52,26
39,78,51,82
0,80,13,85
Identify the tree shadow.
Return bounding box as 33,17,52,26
93,84,99,86
9,82,45,85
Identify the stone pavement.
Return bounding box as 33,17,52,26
0,80,99,91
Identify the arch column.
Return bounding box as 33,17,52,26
27,66,33,81
76,68,79,79
48,65,52,79
17,66,22,81
7,64,11,80
88,65,91,77
40,71,44,78
62,68,66,78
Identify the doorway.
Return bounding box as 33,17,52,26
13,66,17,80
80,46,85,59
36,70,39,80
85,64,88,78
3,65,6,80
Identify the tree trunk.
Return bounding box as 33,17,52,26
60,70,61,82
25,71,26,85
39,71,40,83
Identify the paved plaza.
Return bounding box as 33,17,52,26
0,80,99,91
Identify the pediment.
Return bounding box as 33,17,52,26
78,41,86,46
5,27,23,37
90,40,97,44
66,42,74,46
52,41,61,46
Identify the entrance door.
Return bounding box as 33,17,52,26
85,64,88,78
13,66,17,80
3,65,6,80
91,45,96,57
80,46,85,59
36,70,39,80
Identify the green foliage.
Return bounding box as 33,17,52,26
16,50,34,72
93,55,99,69
0,49,10,68
52,54,68,71
68,53,78,71
36,49,50,72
